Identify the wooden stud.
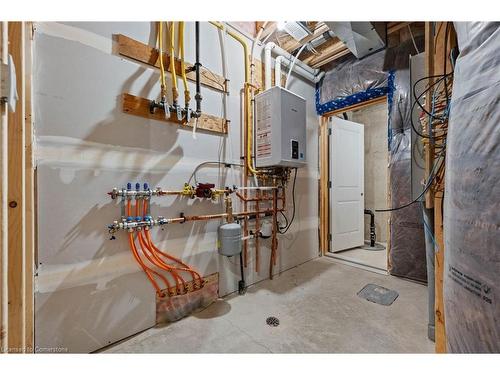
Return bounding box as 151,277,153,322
122,93,228,135
319,116,329,254
0,21,8,353
434,190,446,353
431,21,456,354
23,22,34,352
116,34,228,93
424,22,435,209
386,148,392,272
7,21,26,353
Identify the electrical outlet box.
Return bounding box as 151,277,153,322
255,86,307,168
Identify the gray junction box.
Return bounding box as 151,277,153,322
255,86,307,168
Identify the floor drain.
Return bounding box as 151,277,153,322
266,316,280,327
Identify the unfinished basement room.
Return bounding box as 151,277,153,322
1,1,499,373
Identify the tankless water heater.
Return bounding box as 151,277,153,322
255,86,307,168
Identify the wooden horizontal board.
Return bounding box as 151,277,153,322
301,38,349,68
122,93,228,134
322,95,387,117
116,34,227,93
388,22,412,35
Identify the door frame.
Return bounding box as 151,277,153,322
318,96,390,270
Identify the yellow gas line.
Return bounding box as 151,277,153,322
169,22,179,104
158,22,167,97
209,21,260,175
178,22,190,107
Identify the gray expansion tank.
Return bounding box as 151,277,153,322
218,222,242,257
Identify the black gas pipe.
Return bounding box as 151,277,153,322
364,209,376,247
194,21,202,117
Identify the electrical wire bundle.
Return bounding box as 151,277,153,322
377,23,454,212
278,168,297,234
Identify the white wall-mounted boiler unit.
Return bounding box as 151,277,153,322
255,86,307,168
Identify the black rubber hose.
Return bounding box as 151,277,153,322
194,21,202,115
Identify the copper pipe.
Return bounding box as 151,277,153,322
270,179,278,280
235,191,284,202
162,208,283,225
178,213,227,222
243,199,248,268
243,89,249,268
274,187,278,266
160,188,231,196
160,190,186,196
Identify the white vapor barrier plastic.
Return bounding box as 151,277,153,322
443,22,500,353
33,22,319,353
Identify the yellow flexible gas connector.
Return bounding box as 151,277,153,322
169,22,178,104
158,22,167,98
178,22,190,108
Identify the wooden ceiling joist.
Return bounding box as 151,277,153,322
297,21,415,68
280,22,330,53
300,37,348,68
387,22,412,35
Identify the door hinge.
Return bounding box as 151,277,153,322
0,62,7,102
328,128,332,136
0,55,18,111
328,180,332,188
328,233,332,242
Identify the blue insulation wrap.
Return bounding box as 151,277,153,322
443,22,500,353
316,86,390,115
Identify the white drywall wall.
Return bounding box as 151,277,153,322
33,22,319,353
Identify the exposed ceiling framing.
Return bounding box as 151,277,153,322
255,21,420,69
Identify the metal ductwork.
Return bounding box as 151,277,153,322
325,22,386,59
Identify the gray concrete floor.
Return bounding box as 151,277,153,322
104,257,434,353
333,242,388,271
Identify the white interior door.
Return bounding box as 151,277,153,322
329,117,364,252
